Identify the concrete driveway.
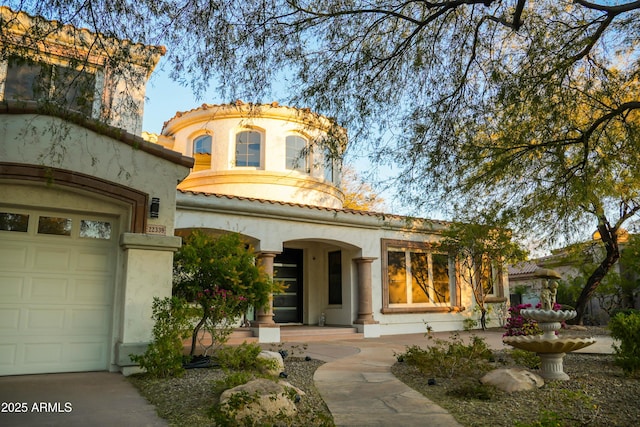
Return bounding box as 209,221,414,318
0,372,166,427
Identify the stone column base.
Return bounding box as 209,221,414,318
354,322,380,338
250,324,281,343
538,352,570,380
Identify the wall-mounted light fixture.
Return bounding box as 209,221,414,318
149,197,160,218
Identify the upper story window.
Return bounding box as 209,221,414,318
382,239,460,313
286,135,309,173
235,130,261,167
324,148,335,183
3,56,96,116
193,135,212,155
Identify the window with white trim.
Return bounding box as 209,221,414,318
286,135,309,173
193,135,212,155
382,239,459,313
235,130,261,167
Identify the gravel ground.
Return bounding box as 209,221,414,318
392,327,640,427
129,357,334,427
130,327,638,427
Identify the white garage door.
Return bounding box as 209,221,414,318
0,208,117,376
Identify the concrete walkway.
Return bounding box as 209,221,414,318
295,330,616,427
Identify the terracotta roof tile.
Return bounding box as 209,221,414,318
177,189,450,225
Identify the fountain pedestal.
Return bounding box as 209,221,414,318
503,309,596,380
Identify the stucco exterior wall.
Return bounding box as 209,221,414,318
158,103,345,208
175,191,507,335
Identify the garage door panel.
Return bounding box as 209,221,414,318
0,309,20,329
68,341,108,363
26,308,66,329
0,244,28,269
74,279,112,302
77,250,112,272
24,343,63,364
30,277,69,300
70,308,110,332
33,246,72,271
0,277,25,299
0,345,17,366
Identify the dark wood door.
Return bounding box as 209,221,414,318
273,248,303,323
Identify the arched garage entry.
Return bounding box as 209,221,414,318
0,179,133,376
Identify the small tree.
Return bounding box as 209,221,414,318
441,219,526,330
173,231,277,356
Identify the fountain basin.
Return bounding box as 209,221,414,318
503,336,596,353
520,309,577,323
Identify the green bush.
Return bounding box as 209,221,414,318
395,333,493,378
510,348,541,369
216,342,268,372
608,310,640,376
446,380,495,400
130,296,192,378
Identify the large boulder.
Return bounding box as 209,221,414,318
219,378,304,422
257,350,285,376
480,368,544,393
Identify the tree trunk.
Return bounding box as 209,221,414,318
189,305,210,356
573,221,620,325
480,309,487,330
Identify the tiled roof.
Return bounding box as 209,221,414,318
177,189,451,226
162,100,333,133
508,261,540,277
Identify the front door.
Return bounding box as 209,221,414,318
273,248,303,323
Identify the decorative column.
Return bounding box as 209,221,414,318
354,257,378,325
251,252,281,343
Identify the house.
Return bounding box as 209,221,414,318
0,7,509,376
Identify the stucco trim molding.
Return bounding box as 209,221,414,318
0,162,149,233
119,233,182,251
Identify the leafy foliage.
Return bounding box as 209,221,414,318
395,333,493,379
129,297,192,378
173,231,278,356
8,1,640,324
440,218,526,329
608,310,640,376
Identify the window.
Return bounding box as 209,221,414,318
193,135,212,155
4,56,95,116
328,251,342,305
235,130,261,167
80,220,112,240
0,212,29,232
382,239,459,313
476,255,503,298
286,135,309,173
37,216,72,236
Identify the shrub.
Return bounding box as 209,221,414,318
608,310,640,376
216,342,268,372
395,333,493,378
446,380,495,401
130,296,192,378
510,348,541,369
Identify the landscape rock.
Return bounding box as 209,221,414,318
219,378,305,422
480,368,544,393
257,350,285,376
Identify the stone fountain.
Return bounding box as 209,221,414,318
503,268,596,380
